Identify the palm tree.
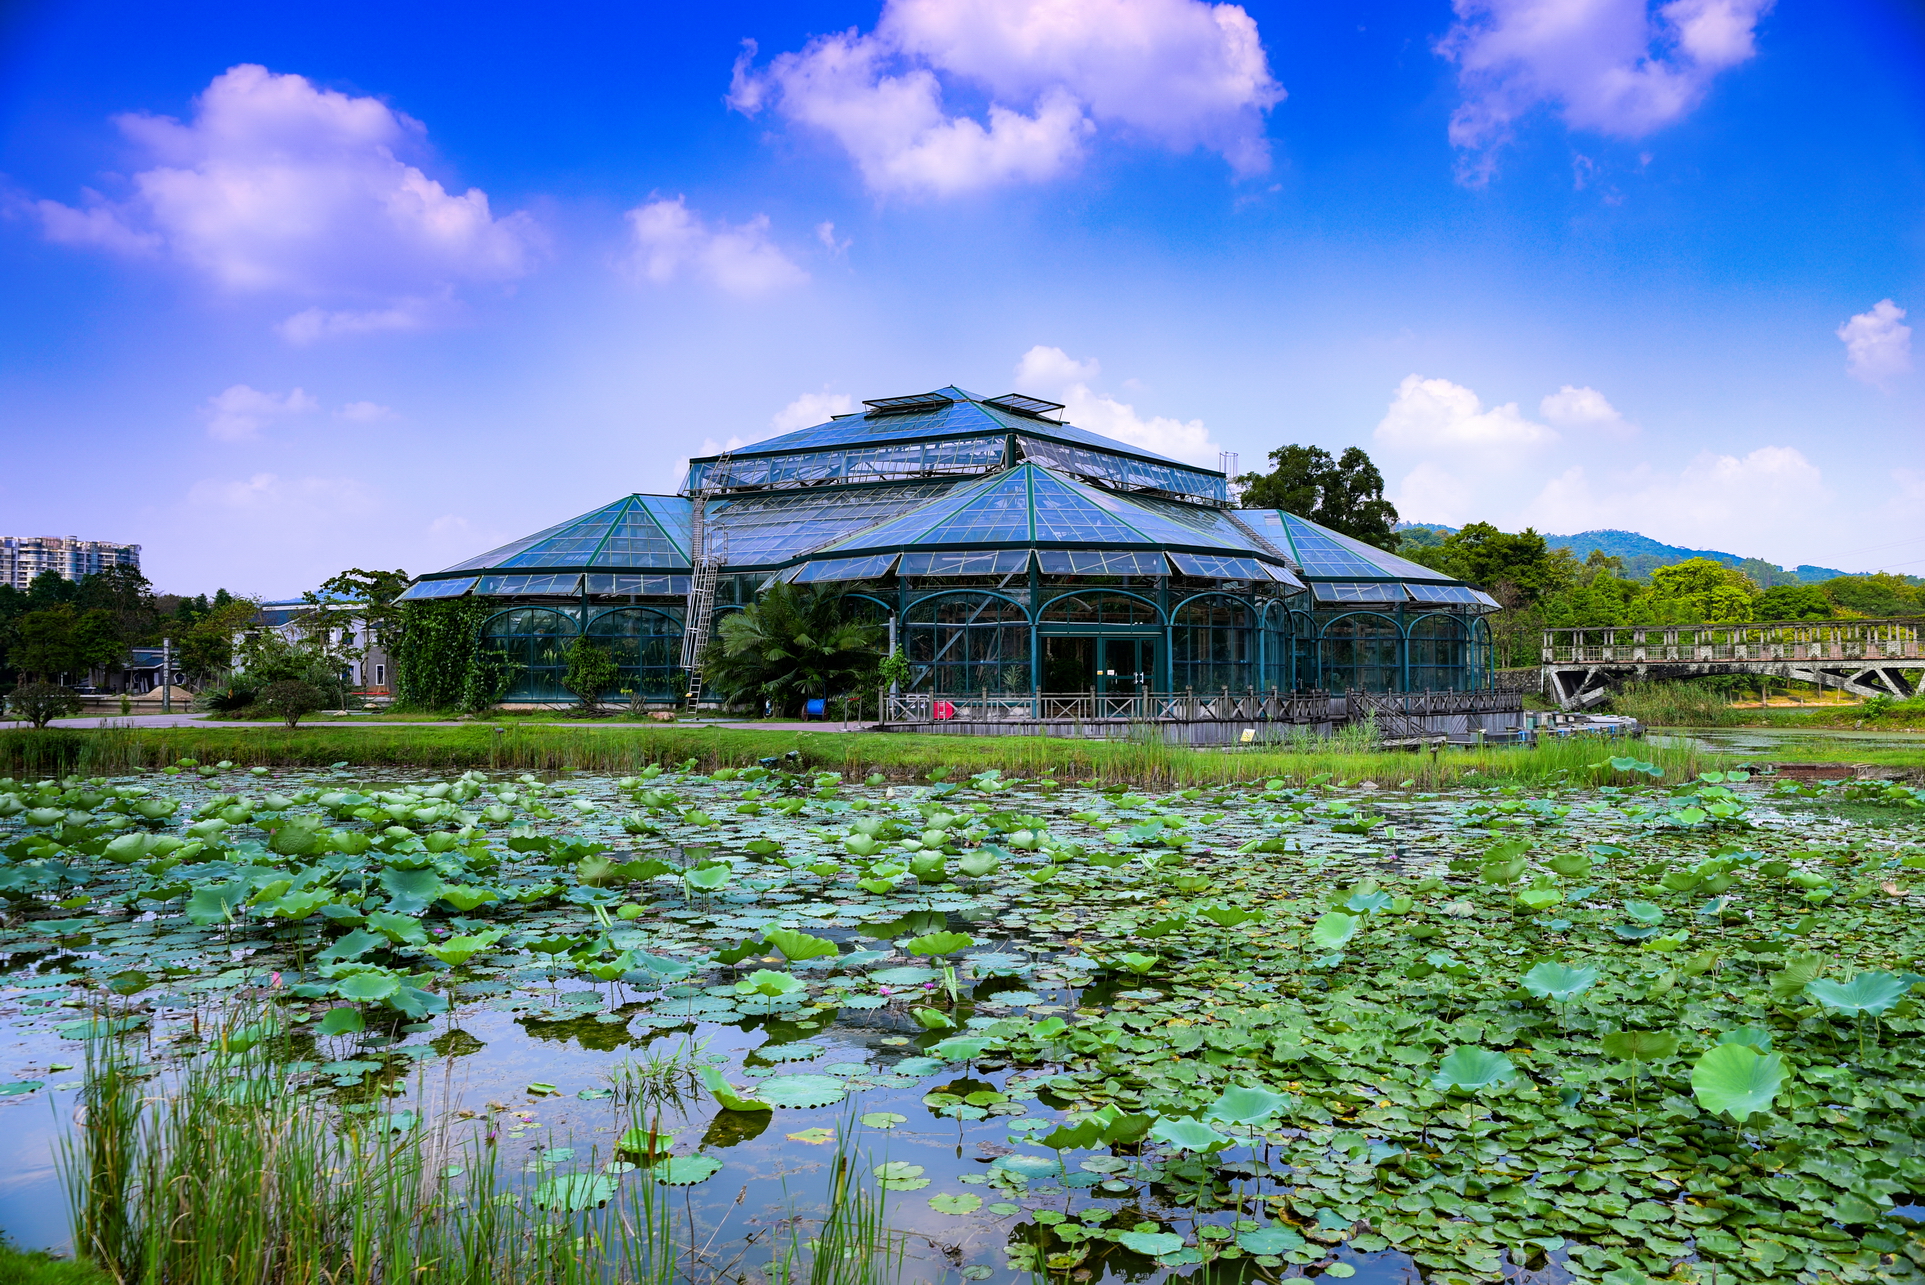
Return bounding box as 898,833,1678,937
700,583,883,716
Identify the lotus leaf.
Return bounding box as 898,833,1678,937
1149,1117,1232,1152
873,1161,929,1190
1690,1043,1787,1122
755,1075,848,1108
1429,1046,1517,1092
905,931,974,957
1806,970,1916,1017
531,1174,618,1210
336,972,401,1002
736,969,805,997
316,1007,365,1036
1236,1228,1305,1255
1309,911,1359,949
929,1193,981,1215
1206,1085,1288,1124
1601,1031,1680,1061
683,865,731,891
1520,961,1598,1002
653,1155,724,1185
1117,1232,1185,1257
766,928,838,961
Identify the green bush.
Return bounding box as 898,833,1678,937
560,638,620,717
5,682,82,728
256,680,329,727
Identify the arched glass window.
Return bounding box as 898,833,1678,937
1320,613,1402,692
1038,593,1162,627
906,594,1032,694
1470,616,1494,690
1408,615,1468,692
588,607,684,699
482,607,577,702
1291,610,1320,691
1259,601,1294,692
1173,595,1252,691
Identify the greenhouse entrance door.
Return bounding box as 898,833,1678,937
1097,636,1156,696
1042,634,1157,695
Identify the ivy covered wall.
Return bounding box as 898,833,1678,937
390,599,514,712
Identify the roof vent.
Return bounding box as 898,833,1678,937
982,393,1065,421
863,392,956,417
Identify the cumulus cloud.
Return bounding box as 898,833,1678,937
1015,345,1222,466
729,0,1282,196
772,390,856,432
1837,299,1913,387
1439,0,1771,182
1375,374,1557,452
338,401,396,422
1539,383,1629,431
1520,445,1826,557
33,64,539,332
623,196,807,294
201,384,319,442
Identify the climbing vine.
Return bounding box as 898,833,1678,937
391,599,519,713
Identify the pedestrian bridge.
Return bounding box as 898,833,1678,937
1541,618,1924,709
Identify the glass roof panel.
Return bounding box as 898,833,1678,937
1265,513,1389,578
1086,489,1260,552
585,573,689,596
900,550,1029,576
1309,521,1459,582
708,479,966,566
398,577,476,600
918,470,1035,543
1169,553,1270,580
1037,549,1168,576
792,554,899,583
1027,470,1151,543
477,573,584,596
1407,583,1482,604
1312,581,1407,603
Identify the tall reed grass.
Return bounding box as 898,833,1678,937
56,1013,895,1285
0,722,1705,789
1605,681,1742,728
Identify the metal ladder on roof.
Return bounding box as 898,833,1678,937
680,454,729,703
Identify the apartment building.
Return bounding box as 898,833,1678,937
0,536,141,590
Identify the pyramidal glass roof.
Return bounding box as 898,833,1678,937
1247,510,1462,582
815,464,1276,558
437,495,690,575
698,386,1196,470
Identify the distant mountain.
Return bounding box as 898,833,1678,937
1391,522,1849,586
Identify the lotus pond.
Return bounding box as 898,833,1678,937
3,756,1925,1285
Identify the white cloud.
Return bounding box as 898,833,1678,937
201,384,319,442
622,196,807,294
187,471,376,514
34,64,539,327
277,296,447,345
1837,299,1913,387
1374,374,1557,451
816,220,851,254
729,0,1282,196
1539,383,1629,431
1519,445,1826,555
338,401,396,422
1439,0,1771,182
772,390,856,432
1015,344,1222,465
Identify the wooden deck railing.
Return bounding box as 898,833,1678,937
882,688,1517,726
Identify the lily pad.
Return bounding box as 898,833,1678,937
653,1155,724,1186
757,1075,849,1108
531,1174,618,1210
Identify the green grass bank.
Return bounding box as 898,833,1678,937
0,724,1711,788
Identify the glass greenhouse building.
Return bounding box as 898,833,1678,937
399,387,1499,704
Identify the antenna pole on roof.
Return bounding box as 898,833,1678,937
1219,451,1241,506
681,452,730,704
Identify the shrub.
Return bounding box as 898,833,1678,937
1605,680,1740,727
256,680,329,727
561,638,621,717
6,683,82,728
193,678,261,713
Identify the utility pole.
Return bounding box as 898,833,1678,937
161,638,172,714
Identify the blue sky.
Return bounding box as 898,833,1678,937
2,0,1920,595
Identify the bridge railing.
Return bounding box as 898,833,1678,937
1541,618,1925,665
